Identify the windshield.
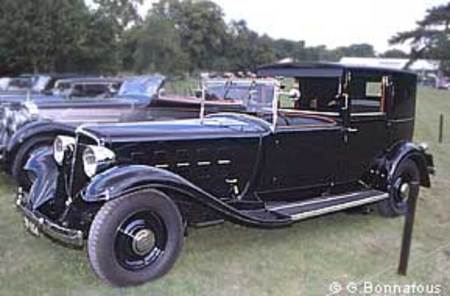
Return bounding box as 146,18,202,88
205,80,275,112
32,75,51,92
118,75,165,100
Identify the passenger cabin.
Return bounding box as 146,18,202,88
257,62,418,142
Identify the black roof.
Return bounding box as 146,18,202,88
256,62,417,78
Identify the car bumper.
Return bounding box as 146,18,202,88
16,189,84,248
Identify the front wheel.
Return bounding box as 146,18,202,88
87,189,184,286
378,159,420,217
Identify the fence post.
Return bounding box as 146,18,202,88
398,184,420,276
439,114,444,143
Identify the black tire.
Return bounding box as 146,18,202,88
11,135,54,190
378,159,420,217
88,189,184,287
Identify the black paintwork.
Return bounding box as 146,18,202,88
19,64,434,245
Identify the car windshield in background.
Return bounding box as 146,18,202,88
118,75,165,100
31,75,51,92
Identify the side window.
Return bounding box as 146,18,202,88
350,76,386,114
71,84,84,97
295,77,340,112
279,78,297,109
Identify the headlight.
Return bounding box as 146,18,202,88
82,145,115,177
53,136,76,165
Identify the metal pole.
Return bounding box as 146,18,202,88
439,114,444,143
200,81,205,125
398,182,420,276
271,83,279,132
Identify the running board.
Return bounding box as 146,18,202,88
267,190,388,221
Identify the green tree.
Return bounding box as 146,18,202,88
225,20,276,70
131,14,189,75
93,0,143,32
380,49,409,58
69,11,122,73
335,43,376,58
0,0,90,73
152,0,229,71
390,2,450,70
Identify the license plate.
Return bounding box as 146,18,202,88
24,217,40,237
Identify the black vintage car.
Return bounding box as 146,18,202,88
1,76,276,189
17,63,433,286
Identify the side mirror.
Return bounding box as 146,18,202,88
158,88,165,98
194,89,202,99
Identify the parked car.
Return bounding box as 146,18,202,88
51,77,123,98
0,76,32,93
0,75,112,103
16,63,433,286
1,76,277,189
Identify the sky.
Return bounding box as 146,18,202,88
139,0,449,53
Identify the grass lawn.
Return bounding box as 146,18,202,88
0,87,449,296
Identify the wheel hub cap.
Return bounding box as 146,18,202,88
399,182,410,200
132,229,155,256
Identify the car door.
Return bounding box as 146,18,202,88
257,123,346,199
344,74,391,182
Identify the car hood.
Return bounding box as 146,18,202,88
78,114,270,143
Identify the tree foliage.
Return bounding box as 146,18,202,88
93,0,143,31
380,49,408,58
390,2,450,70
0,0,386,76
0,0,90,73
131,14,189,75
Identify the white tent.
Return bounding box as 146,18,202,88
340,57,440,72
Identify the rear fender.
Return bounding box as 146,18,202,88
83,165,291,228
379,142,433,188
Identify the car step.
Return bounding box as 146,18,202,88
267,190,388,221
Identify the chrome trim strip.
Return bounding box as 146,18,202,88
217,160,231,165
155,164,169,169
290,193,388,221
388,117,414,123
176,162,190,167
197,161,211,166
281,110,340,117
269,191,364,211
351,112,386,117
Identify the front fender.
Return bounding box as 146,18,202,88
83,165,291,228
6,120,75,165
23,147,58,210
384,142,433,188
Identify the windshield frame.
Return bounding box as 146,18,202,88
199,78,280,128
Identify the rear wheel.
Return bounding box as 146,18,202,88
378,159,420,217
11,135,53,190
87,189,184,287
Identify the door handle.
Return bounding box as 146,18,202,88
345,127,359,133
